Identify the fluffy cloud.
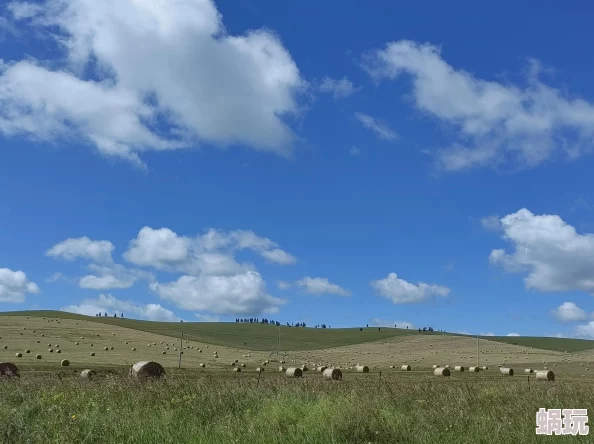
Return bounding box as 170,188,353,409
507,333,520,337
295,277,350,296
552,302,589,323
489,209,594,293
370,318,414,329
575,322,594,338
47,237,153,290
0,0,304,167
370,272,449,304
46,237,114,263
61,294,180,321
124,227,296,272
480,332,495,336
355,112,398,141
317,77,357,99
363,40,594,171
151,271,284,315
0,268,39,303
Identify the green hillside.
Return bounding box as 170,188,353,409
1,310,418,351
481,335,594,353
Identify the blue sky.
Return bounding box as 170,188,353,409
1,0,594,338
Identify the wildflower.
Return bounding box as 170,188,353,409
71,415,77,420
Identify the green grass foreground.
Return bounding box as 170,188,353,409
1,370,591,444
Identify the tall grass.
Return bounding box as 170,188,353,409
1,370,591,444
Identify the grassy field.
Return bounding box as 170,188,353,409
2,368,592,444
1,313,593,443
1,311,420,351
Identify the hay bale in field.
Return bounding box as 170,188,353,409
279,366,286,372
317,366,327,372
445,364,450,368
401,365,411,371
75,342,79,345
61,359,70,367
468,367,479,372
130,361,165,379
286,367,303,378
25,350,30,353
80,369,96,378
240,363,246,368
535,370,555,381
389,365,394,369
36,354,42,359
356,365,369,373
2,346,6,350
199,363,205,368
481,366,488,370
500,367,514,376
434,367,450,376
90,352,95,356
525,368,533,374
57,350,61,354
48,348,54,353
132,347,136,351
256,367,264,372
0,362,20,378
162,351,166,354
454,366,465,372
432,364,440,369
323,368,342,380
15,353,22,358
233,367,241,373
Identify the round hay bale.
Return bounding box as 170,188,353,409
132,347,136,351
2,346,6,350
256,367,264,372
323,368,342,380
432,364,440,369
104,347,108,351
535,370,555,381
468,367,480,372
317,366,327,372
233,367,241,373
48,348,53,353
15,353,22,358
454,366,465,372
434,367,450,376
162,351,166,354
401,365,411,371
130,361,165,379
481,366,488,370
356,365,369,373
90,352,95,356
80,369,96,378
36,354,42,359
75,342,79,345
230,362,235,366
25,349,30,353
0,362,20,378
524,368,533,374
500,367,514,376
286,367,303,377
199,363,205,368
278,366,285,372
61,359,70,367
57,350,61,354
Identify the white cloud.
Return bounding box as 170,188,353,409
480,332,495,336
350,146,361,156
124,227,296,271
363,40,594,171
355,112,398,141
370,272,449,304
489,208,594,293
46,237,114,263
295,276,350,296
151,271,285,315
61,293,180,321
370,318,414,329
507,333,520,337
552,302,589,323
195,313,220,322
575,322,594,338
480,215,502,232
277,280,291,290
318,76,357,99
0,268,39,303
0,0,305,167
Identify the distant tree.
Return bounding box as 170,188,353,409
418,328,421,332
359,327,363,331
121,313,124,318
104,312,107,317
321,324,326,329
366,324,369,328
378,327,381,331
406,325,408,329
114,313,117,317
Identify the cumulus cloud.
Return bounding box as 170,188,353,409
363,40,594,171
46,237,114,263
355,112,398,141
317,76,358,99
552,302,589,323
151,271,285,315
489,209,594,293
370,272,449,304
61,293,180,321
0,268,39,303
480,332,495,336
295,277,350,296
575,322,594,338
506,333,520,337
0,0,305,167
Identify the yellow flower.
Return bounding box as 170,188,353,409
71,415,77,420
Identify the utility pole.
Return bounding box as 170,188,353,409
477,335,480,368
276,325,280,358
178,320,184,369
